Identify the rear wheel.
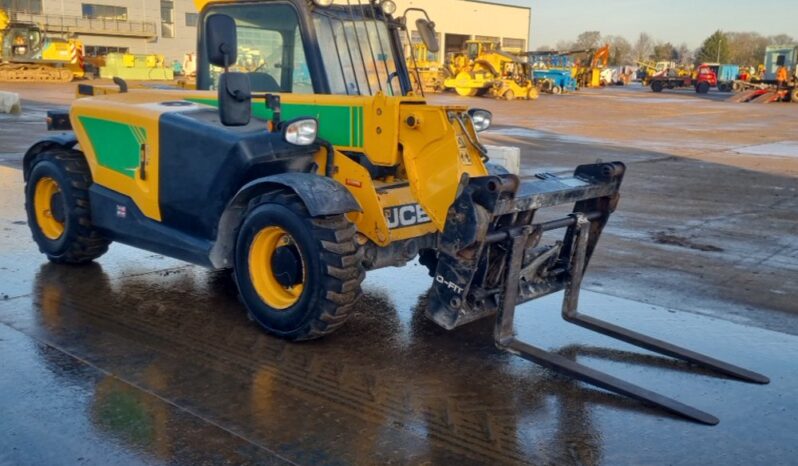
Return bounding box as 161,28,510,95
551,85,562,95
790,88,798,103
234,193,364,341
503,89,515,100
651,80,664,93
24,148,110,263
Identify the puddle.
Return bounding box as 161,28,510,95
734,141,798,159
486,128,602,145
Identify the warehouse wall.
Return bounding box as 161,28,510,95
34,0,530,65
394,0,531,62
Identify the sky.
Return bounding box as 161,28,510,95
497,0,796,49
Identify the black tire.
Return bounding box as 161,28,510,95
234,192,364,341
696,82,710,94
551,85,562,95
24,148,110,264
651,80,664,93
790,88,798,103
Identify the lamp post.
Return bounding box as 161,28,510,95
717,37,722,63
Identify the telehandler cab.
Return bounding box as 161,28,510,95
23,0,766,424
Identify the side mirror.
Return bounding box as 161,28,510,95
416,19,439,54
218,72,251,126
206,14,237,68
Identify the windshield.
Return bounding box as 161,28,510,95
313,9,401,96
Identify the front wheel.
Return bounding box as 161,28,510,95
696,82,710,94
234,193,364,341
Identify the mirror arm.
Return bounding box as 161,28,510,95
252,93,282,131
401,7,433,23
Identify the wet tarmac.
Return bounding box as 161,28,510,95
1,85,797,465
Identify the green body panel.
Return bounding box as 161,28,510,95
78,116,145,178
185,98,363,147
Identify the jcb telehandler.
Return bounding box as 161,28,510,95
23,0,766,425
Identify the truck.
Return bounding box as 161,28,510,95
649,63,717,94
702,63,740,92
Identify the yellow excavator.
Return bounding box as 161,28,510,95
575,44,609,88
0,8,84,82
443,40,538,100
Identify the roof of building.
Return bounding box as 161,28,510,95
461,0,531,11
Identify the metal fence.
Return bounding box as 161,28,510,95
11,11,157,38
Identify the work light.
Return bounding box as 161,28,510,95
468,109,492,132
312,0,334,6
380,0,397,15
284,118,319,146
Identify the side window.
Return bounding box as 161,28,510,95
204,3,312,94
291,28,312,94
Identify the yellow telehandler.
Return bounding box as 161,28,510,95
22,0,766,424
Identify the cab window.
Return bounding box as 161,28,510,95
201,3,312,94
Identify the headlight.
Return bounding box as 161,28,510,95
312,0,333,6
283,118,318,146
468,109,492,132
380,0,397,15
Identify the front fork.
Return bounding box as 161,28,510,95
427,162,769,425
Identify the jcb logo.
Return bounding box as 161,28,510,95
385,203,431,229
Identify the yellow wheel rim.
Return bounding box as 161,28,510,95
34,176,64,240
248,226,305,310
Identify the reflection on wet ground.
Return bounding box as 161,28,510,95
1,85,797,463
1,257,797,465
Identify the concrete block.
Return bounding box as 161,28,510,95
0,91,21,114
485,144,521,175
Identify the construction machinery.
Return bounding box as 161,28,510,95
23,0,767,425
729,45,798,103
526,50,578,94
99,53,175,81
575,44,609,88
0,9,84,82
443,40,538,100
635,60,687,86
407,42,443,93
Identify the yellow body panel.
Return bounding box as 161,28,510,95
72,87,488,246
314,146,392,245
398,104,488,229
70,92,174,220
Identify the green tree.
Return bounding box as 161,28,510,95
727,32,769,66
632,33,654,63
605,35,632,65
696,30,730,63
676,43,693,65
768,34,795,46
652,42,678,61
574,31,602,50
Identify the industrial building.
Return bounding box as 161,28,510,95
0,0,530,64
